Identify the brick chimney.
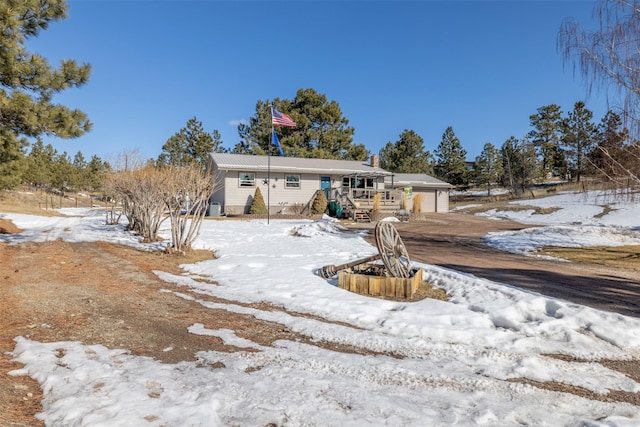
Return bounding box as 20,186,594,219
370,154,379,168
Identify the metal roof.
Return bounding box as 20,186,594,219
385,173,452,189
210,153,394,176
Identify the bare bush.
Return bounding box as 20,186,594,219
105,166,167,242
161,165,213,253
105,161,216,250
105,201,122,225
288,203,305,215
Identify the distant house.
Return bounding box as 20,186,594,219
384,173,453,213
207,153,451,219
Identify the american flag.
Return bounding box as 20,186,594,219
272,107,297,127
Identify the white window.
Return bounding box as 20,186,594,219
239,172,255,187
285,174,300,189
343,177,375,189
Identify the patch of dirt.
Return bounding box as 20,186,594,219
503,354,640,405
0,237,399,425
508,376,640,406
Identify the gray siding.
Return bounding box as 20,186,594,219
216,170,346,215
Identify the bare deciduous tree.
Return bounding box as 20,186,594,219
592,144,640,187
559,1,640,126
559,0,640,188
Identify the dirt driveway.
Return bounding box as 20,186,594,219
350,212,640,318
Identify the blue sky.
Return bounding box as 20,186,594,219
30,0,608,164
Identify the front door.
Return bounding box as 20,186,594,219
320,176,331,199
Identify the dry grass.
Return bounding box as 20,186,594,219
0,218,21,234
372,192,382,212
412,280,448,301
412,193,423,214
458,203,561,216
537,245,640,271
0,189,100,216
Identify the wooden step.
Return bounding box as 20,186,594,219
354,211,371,222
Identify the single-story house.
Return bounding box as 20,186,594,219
384,173,453,213
207,153,451,217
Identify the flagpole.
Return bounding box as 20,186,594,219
268,104,272,225
267,103,294,224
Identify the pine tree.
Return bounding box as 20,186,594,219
379,130,434,174
234,89,368,161
23,139,56,187
85,155,111,191
434,127,468,186
249,187,268,214
561,101,597,182
51,151,73,190
590,110,629,178
474,142,503,196
501,137,540,195
70,151,87,189
520,139,542,191
158,117,222,168
500,137,520,193
0,130,28,190
0,0,92,189
528,104,564,177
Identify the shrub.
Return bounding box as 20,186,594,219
372,192,382,212
412,193,423,213
249,187,268,214
311,190,328,215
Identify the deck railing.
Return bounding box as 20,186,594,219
302,188,402,218
344,188,401,206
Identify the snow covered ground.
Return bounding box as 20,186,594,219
3,190,640,426
479,190,640,258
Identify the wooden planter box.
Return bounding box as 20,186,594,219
338,268,423,299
